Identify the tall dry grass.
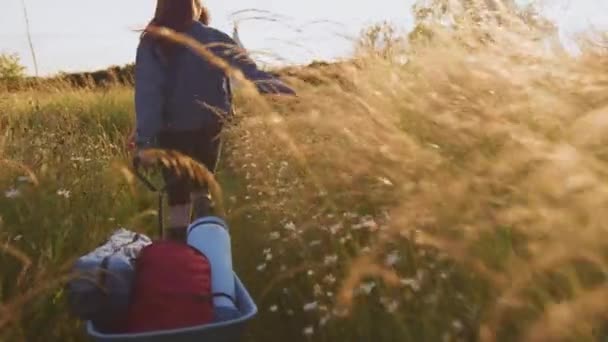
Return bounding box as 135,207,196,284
215,6,608,341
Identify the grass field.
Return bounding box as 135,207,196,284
1,10,608,342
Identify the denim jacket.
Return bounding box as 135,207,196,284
134,21,295,148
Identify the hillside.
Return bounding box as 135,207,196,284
3,59,359,91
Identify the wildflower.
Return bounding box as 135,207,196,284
307,270,315,277
269,231,280,240
269,305,278,312
324,254,338,266
256,263,267,272
359,281,376,295
332,307,349,317
309,240,322,247
380,297,399,313
352,217,377,231
57,189,71,199
377,177,394,186
319,315,331,327
313,284,323,297
328,223,342,235
16,176,31,183
361,246,371,254
323,274,336,284
5,188,20,199
343,212,358,219
400,278,421,292
385,251,400,266
303,301,318,312
363,217,379,230
452,320,463,331
284,221,296,231
303,326,314,337
386,300,399,313
326,291,334,298
13,235,23,241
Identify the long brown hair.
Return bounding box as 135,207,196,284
143,0,205,60
199,4,210,25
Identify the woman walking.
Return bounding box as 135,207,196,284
133,0,295,241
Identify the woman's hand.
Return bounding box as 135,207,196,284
126,129,136,152
134,149,158,169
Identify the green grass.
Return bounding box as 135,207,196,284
0,85,488,342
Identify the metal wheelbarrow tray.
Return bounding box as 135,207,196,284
86,274,257,342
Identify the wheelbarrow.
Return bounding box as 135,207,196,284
84,157,258,342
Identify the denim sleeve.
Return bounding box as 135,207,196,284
211,33,296,96
134,40,166,149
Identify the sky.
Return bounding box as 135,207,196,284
1,0,607,76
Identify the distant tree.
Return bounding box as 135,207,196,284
356,21,406,59
0,53,26,83
408,0,558,45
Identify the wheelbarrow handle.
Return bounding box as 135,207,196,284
132,156,160,193
132,155,165,237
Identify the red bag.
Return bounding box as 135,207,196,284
126,241,213,332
